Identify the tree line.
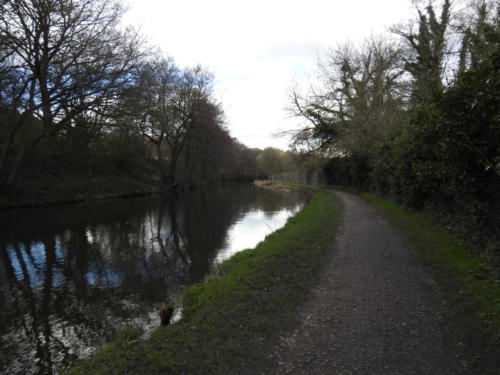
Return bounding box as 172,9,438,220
289,0,499,255
0,0,259,206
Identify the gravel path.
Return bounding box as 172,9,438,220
266,190,498,375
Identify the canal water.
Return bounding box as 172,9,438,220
0,184,307,374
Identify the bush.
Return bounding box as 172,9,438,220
322,53,500,257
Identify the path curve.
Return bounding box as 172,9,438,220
266,190,497,375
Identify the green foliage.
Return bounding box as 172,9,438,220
324,59,500,252
66,190,342,374
323,153,371,191
385,51,499,207
320,4,500,257
371,48,499,246
256,147,292,177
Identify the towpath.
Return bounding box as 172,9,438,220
262,190,498,375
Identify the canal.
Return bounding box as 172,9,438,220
0,184,307,374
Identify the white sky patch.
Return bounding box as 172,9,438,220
214,208,297,264
123,0,414,150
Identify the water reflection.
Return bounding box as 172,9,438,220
214,208,302,264
0,184,307,374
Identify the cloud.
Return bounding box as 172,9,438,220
259,40,325,62
123,0,415,150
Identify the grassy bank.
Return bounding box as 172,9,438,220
67,188,342,374
363,193,500,337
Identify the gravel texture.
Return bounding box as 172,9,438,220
264,190,499,375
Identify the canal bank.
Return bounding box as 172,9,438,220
66,188,342,374
0,162,257,211
0,170,165,210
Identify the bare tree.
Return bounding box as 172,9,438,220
288,37,409,157
165,66,213,187
123,57,178,177
0,0,144,194
124,59,214,187
181,97,224,184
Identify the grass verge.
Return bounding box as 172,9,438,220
363,193,500,338
67,188,342,374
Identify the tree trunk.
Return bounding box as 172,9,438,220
167,151,179,189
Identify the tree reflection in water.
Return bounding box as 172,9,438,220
0,184,307,374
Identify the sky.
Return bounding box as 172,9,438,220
122,0,415,150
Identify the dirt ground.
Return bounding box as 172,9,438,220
253,190,499,375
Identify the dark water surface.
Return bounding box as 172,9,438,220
0,184,307,374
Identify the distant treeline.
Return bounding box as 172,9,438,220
0,0,260,207
289,0,499,256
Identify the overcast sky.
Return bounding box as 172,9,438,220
123,0,415,150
